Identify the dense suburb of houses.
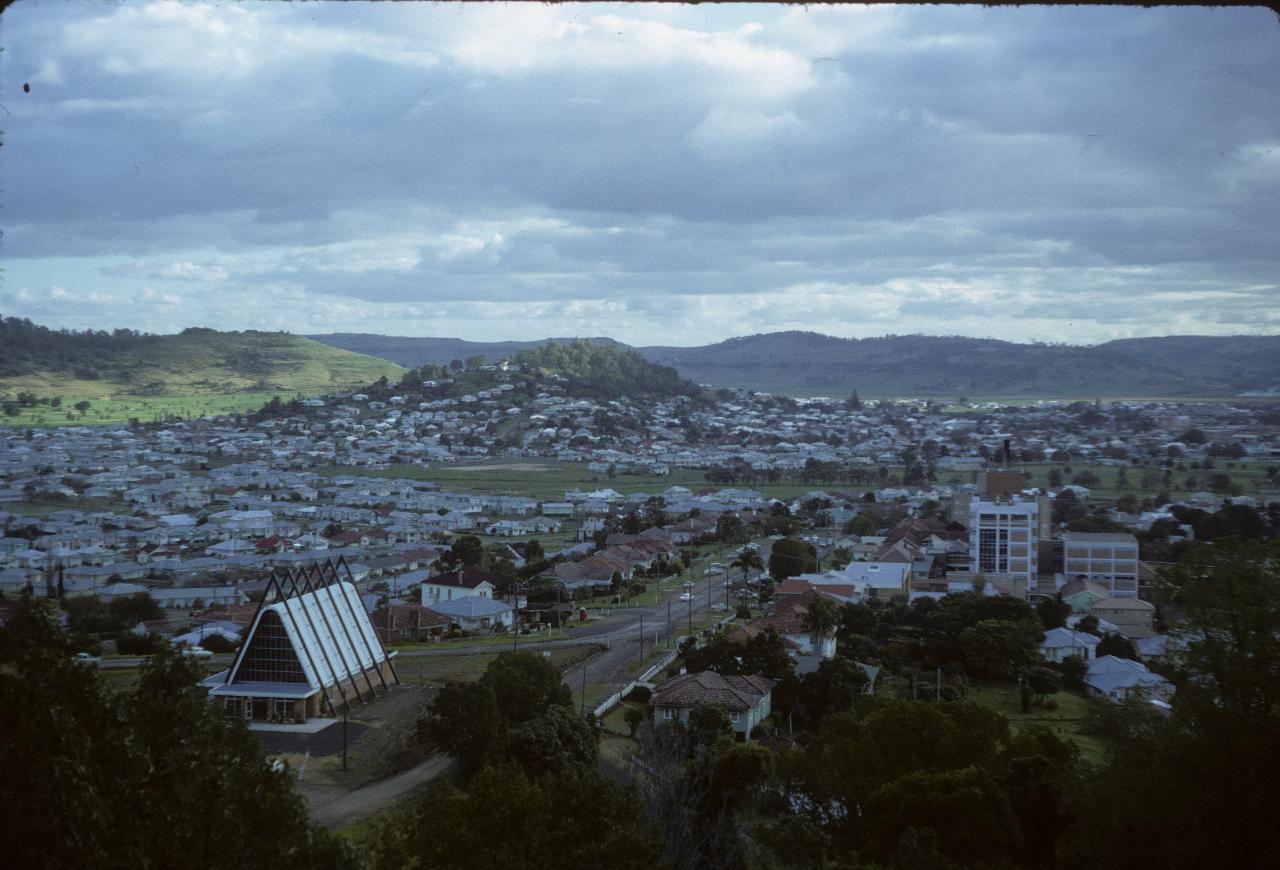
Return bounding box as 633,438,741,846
2,362,1279,728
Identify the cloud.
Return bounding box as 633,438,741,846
1,3,1276,347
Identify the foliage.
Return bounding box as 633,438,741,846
1035,595,1071,630
423,651,578,779
0,316,402,403
1096,632,1138,660
1061,540,1280,869
516,339,702,401
768,536,818,580
0,598,349,868
362,764,659,870
63,592,164,635
798,655,869,727
680,627,796,682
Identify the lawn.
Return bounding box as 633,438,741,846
401,644,597,687
969,680,1106,766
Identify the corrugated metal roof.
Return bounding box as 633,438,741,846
228,581,386,692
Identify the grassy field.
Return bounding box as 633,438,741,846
969,681,1105,765
400,644,597,687
0,330,404,428
939,460,1274,502
0,391,299,427
2,497,131,517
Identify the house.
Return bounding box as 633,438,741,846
1088,596,1156,639
740,588,839,672
152,585,248,610
1039,626,1100,662
1059,577,1112,613
419,566,498,604
651,670,775,739
1084,655,1172,702
427,596,514,633
205,578,397,724
368,604,451,644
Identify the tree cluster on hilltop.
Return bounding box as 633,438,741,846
516,339,704,401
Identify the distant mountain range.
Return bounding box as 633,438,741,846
310,331,1280,398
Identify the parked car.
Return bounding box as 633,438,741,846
679,592,693,602
179,646,214,660
72,652,100,667
683,580,695,589
709,602,727,612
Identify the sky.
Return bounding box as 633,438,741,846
2,2,1278,347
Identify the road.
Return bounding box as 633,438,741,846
306,754,454,829
394,541,770,709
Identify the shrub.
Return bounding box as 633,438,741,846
199,633,238,654
624,685,652,705
114,631,164,656
1043,698,1059,712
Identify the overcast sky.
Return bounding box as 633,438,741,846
3,2,1278,346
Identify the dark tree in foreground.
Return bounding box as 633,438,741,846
0,598,350,869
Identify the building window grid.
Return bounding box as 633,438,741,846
236,611,308,684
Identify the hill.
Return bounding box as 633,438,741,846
638,332,1280,397
311,330,1280,398
0,317,405,402
514,339,702,401
307,333,620,369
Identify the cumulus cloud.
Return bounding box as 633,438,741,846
2,3,1277,345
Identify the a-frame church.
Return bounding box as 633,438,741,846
207,558,398,724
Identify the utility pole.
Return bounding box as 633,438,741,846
667,600,672,648
511,580,519,653
580,661,587,716
638,613,644,665
688,590,693,636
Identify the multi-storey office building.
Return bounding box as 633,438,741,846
969,496,1040,595
1060,531,1140,597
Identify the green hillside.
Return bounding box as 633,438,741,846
0,317,404,424
515,339,703,401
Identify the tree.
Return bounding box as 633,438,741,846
425,681,506,778
480,650,573,724
799,656,869,725
508,703,600,777
865,766,1021,866
440,534,483,570
958,618,1043,680
687,704,732,745
1096,632,1138,660
802,594,840,641
1064,540,1280,869
1027,666,1062,705
1036,596,1071,630
729,546,763,585
769,537,817,580
363,764,659,870
0,598,349,867
73,400,91,415
624,706,645,738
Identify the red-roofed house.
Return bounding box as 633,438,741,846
651,670,775,739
